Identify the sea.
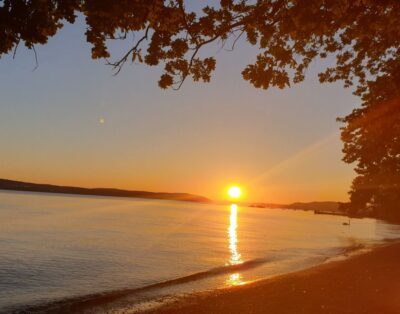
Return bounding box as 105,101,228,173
1,190,399,313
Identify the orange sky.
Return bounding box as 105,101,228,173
0,19,358,203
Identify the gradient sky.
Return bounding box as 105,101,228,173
0,15,360,203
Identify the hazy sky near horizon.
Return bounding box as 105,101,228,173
0,16,360,203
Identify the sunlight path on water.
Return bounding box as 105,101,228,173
227,204,244,286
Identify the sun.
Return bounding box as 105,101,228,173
228,186,242,199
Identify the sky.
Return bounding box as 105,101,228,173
0,16,360,203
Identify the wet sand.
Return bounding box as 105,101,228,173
142,242,400,314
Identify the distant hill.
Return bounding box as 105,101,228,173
286,201,341,212
249,201,345,213
0,179,210,203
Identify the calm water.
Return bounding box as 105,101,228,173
1,191,400,313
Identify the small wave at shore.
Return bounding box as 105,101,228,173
322,243,367,264
323,239,400,264
7,259,267,314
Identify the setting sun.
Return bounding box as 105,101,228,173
228,186,242,199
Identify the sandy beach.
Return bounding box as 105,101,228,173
141,242,400,314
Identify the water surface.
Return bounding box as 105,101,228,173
0,191,399,313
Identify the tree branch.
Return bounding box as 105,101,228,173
107,26,150,75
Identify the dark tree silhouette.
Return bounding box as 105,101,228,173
1,0,399,218
339,73,400,220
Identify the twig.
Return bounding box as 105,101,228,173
32,45,39,71
13,38,20,59
225,29,245,52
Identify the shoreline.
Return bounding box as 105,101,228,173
137,241,400,314
5,241,399,313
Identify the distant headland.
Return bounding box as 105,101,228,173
0,178,210,203
0,178,348,214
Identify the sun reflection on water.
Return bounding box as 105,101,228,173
228,204,241,265
227,204,244,286
226,272,243,286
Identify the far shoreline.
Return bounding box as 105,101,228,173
0,178,351,215
0,178,210,204
0,188,213,205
